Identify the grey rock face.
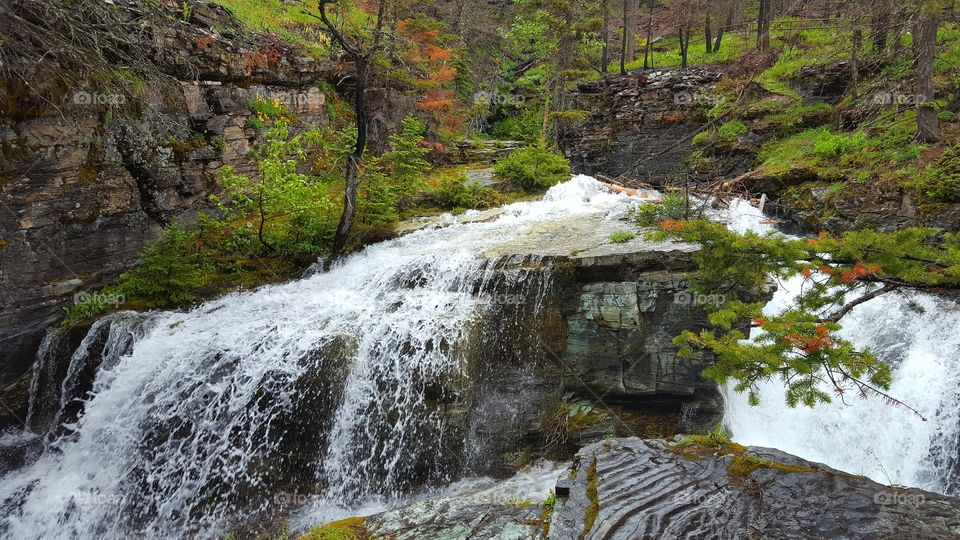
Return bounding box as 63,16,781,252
563,276,717,399
0,0,338,387
548,438,960,539
346,437,960,539
558,69,722,180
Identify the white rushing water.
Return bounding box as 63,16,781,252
721,200,960,496
0,176,634,539
4,180,958,539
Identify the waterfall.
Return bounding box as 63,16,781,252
0,176,631,539
720,200,960,496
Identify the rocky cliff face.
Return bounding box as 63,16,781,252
560,64,960,234
5,210,727,495
0,0,344,390
344,437,960,539
389,209,730,480
558,69,722,181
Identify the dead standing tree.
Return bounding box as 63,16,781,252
308,0,389,261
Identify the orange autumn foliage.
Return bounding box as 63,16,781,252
659,219,687,232
838,261,882,283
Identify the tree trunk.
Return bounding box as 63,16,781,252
914,13,940,142
679,26,690,68
871,6,888,52
601,0,610,72
620,0,629,74
851,27,862,98
642,0,654,69
757,0,771,50
331,60,369,258
705,1,714,53
714,2,734,52
624,0,638,64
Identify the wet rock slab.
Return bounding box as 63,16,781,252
345,438,960,539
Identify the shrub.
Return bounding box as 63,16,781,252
493,146,570,191
915,144,960,202
117,225,211,307
247,96,291,120
609,231,637,243
633,193,696,226
380,115,431,210
490,108,542,143
431,173,504,209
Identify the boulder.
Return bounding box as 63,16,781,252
317,437,960,539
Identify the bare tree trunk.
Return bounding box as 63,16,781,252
642,0,654,69
706,1,714,53
714,1,734,52
625,0,638,64
914,13,941,142
851,27,862,98
757,0,771,50
871,3,889,52
332,58,368,258
602,0,610,72
679,26,691,67
311,0,387,260
620,0,629,74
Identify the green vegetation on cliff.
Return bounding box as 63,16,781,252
649,218,960,413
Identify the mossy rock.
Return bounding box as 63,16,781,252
298,517,368,540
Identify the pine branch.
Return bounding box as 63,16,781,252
820,284,899,323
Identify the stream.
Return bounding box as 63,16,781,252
0,177,957,538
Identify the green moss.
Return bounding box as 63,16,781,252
766,102,833,132
670,426,812,484
914,144,960,202
609,231,636,244
580,458,599,540
298,517,368,540
539,490,556,539
727,454,811,480
716,120,748,142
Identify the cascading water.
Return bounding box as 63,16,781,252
720,200,960,496
0,176,632,539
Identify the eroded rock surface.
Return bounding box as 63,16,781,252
340,437,960,539
0,0,340,387
550,438,960,539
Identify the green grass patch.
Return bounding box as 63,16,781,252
299,517,368,540
609,231,637,244
211,0,330,57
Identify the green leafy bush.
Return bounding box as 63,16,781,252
633,193,695,226
916,144,960,202
215,120,338,254
117,225,211,307
247,96,291,120
490,108,542,143
493,146,570,191
380,115,432,210
431,173,505,210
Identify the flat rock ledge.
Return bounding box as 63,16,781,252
308,438,960,540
